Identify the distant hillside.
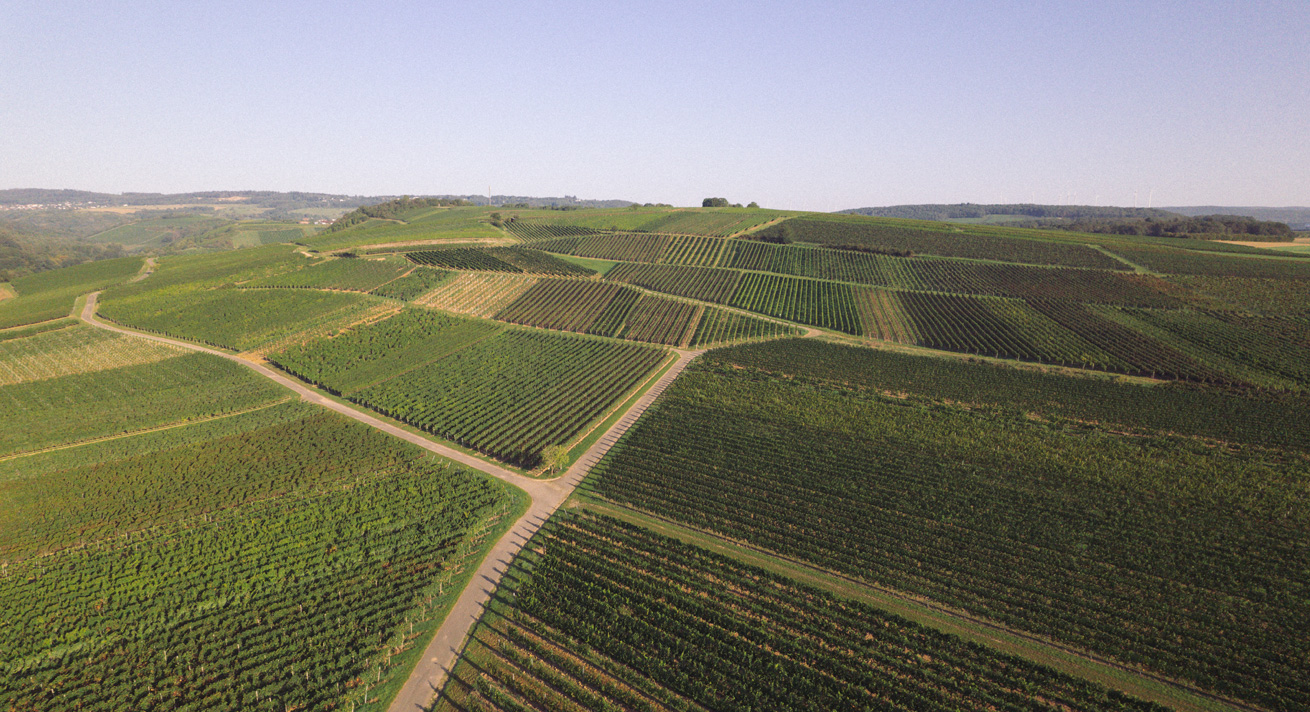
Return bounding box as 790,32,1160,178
447,194,634,209
0,189,633,211
1163,206,1310,228
0,223,126,282
838,203,1178,221
838,203,1298,239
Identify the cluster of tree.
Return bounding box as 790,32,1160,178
327,196,469,232
839,203,1178,221
702,198,759,208
0,224,126,282
1035,214,1295,240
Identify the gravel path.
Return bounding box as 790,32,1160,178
80,292,702,712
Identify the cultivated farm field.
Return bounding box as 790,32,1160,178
7,201,1310,712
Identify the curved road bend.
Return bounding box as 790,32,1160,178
79,292,704,712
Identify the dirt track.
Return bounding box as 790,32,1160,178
79,292,702,712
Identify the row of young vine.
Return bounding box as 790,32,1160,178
351,330,665,467
589,356,1309,711
434,512,1166,712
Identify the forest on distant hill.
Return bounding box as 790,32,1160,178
0,224,125,282
840,203,1296,239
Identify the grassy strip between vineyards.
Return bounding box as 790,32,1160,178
588,339,1308,711
434,510,1171,712
575,499,1247,712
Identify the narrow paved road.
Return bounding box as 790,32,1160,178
79,292,703,712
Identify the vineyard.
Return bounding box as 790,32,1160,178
494,279,627,333
246,257,410,292
727,240,892,283
407,248,524,272
0,324,182,386
434,512,1165,712
604,262,740,302
9,202,1309,712
1024,299,1231,382
408,246,595,276
487,247,597,275
0,256,143,329
614,295,700,346
488,278,744,346
514,207,785,236
565,233,672,262
98,287,371,351
886,259,1178,305
755,217,1125,269
661,235,726,265
590,350,1310,711
1165,274,1310,314
1102,306,1310,389
302,206,502,251
0,352,286,457
0,317,77,342
270,308,503,394
730,272,862,334
370,266,452,300
689,307,803,346
894,291,1076,364
503,221,604,241
104,244,303,300
0,401,521,712
1108,244,1310,279
724,241,1178,304
352,329,666,467
699,338,1310,453
413,272,539,318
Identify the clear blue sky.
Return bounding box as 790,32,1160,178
2,1,1307,211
